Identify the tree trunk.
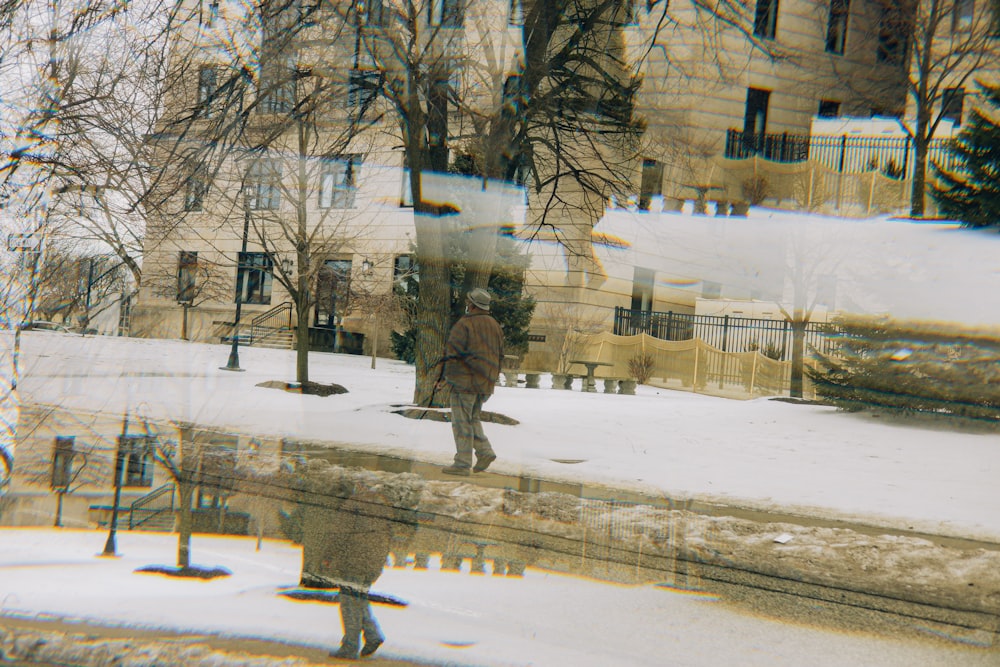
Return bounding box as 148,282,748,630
295,278,310,384
413,212,453,407
910,136,929,218
176,481,193,569
53,490,64,527
181,304,189,341
789,317,807,399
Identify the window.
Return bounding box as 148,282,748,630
639,159,664,211
356,0,387,25
51,437,75,489
258,61,296,114
430,0,464,26
348,69,380,109
319,155,360,209
393,254,416,288
197,66,217,117
184,161,209,211
942,87,965,127
117,435,152,487
753,0,779,38
177,251,198,303
237,252,273,305
198,0,219,26
631,267,655,312
993,0,1000,35
877,6,907,65
247,158,281,210
315,259,352,327
509,0,524,26
825,0,850,54
818,99,841,117
743,87,770,137
954,0,974,31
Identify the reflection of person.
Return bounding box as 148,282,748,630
310,486,399,660
440,288,504,476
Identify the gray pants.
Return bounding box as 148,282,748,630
339,588,383,652
450,391,494,468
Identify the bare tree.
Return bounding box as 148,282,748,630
842,0,1000,216
145,250,231,340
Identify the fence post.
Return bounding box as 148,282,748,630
692,342,700,391
836,135,847,211
666,311,674,340
806,165,814,211
721,314,730,352
866,171,876,217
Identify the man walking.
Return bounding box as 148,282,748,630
440,288,504,476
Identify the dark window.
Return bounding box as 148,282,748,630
744,87,771,136
177,251,198,303
631,267,655,312
753,0,779,38
51,436,75,489
430,0,464,27
197,66,217,117
319,155,360,209
117,435,152,488
942,87,965,126
184,161,209,212
199,0,219,26
348,69,380,109
247,158,282,210
877,6,907,65
825,0,850,53
954,0,974,31
315,259,352,327
639,159,664,211
993,0,1000,35
237,252,273,305
818,99,841,117
259,62,296,114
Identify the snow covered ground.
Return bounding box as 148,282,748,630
0,528,996,667
13,332,1000,543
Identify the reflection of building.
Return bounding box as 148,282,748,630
1,404,279,531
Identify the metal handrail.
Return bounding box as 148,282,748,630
250,301,292,344
128,483,175,530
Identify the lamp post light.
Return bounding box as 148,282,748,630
221,185,253,372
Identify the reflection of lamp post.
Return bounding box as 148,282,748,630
101,410,129,557
221,185,252,372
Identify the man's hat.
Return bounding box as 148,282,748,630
467,288,492,311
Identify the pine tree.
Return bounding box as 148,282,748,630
931,82,1000,228
390,234,536,364
808,316,1000,420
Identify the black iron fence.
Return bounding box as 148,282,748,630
613,307,834,362
724,129,955,178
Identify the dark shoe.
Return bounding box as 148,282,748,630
442,465,471,476
360,637,384,657
473,453,496,473
331,645,360,659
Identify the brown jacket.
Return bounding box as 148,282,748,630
443,311,504,396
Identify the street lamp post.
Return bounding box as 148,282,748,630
222,186,252,372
